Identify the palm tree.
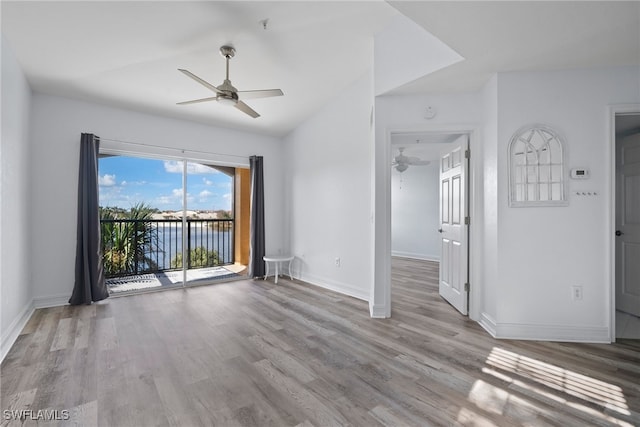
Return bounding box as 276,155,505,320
101,203,159,277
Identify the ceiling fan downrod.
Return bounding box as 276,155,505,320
219,45,235,82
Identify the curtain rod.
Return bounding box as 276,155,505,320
98,136,249,160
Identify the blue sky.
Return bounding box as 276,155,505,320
98,156,232,211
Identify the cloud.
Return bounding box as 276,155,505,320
203,178,213,186
199,190,213,198
163,161,182,173
121,180,127,186
164,161,220,175
99,174,116,186
98,185,130,207
155,188,193,207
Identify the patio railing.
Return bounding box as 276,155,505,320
100,218,234,278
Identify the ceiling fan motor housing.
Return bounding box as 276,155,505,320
217,91,239,105
219,45,236,58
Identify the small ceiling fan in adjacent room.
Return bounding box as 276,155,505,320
392,147,430,172
177,45,283,118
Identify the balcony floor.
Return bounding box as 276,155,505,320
106,265,245,294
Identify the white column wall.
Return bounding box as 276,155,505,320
282,71,374,301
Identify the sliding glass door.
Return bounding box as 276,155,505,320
182,161,235,284
98,153,235,294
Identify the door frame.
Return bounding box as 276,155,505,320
608,104,640,342
382,124,482,320
98,142,248,292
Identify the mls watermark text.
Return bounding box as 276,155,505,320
3,409,70,421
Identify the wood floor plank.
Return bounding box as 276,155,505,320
2,257,639,426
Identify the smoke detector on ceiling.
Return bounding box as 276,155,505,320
424,106,437,120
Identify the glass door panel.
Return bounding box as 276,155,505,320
183,162,235,285
98,155,186,293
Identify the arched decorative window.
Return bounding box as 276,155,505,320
508,124,567,207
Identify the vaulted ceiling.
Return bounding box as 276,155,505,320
2,1,397,136
3,1,639,137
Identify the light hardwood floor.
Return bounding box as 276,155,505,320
1,258,639,426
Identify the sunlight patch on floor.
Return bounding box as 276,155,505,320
465,346,636,426
456,406,505,426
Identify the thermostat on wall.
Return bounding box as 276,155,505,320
570,168,590,179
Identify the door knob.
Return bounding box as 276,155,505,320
615,230,623,236
438,228,443,233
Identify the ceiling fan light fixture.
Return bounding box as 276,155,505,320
217,95,237,106
396,163,408,173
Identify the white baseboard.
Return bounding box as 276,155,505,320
298,272,369,302
478,313,609,343
1,301,35,363
493,322,610,343
391,251,440,262
369,302,389,318
33,294,69,309
479,312,497,338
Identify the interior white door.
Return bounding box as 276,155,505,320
616,133,640,317
439,136,469,315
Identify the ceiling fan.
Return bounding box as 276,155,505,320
392,147,430,172
177,45,283,118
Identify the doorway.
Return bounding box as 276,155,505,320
390,131,470,316
614,112,640,339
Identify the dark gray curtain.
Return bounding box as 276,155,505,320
249,155,265,278
69,133,109,305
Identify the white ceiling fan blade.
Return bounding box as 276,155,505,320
176,96,218,105
178,69,221,94
235,101,260,118
408,160,431,166
406,156,431,165
237,89,284,99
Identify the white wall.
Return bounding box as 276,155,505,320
1,37,34,360
391,161,440,260
29,94,285,305
479,74,499,330
486,66,640,341
282,71,374,301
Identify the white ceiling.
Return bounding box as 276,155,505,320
2,1,639,136
387,1,640,94
391,132,463,160
1,1,397,137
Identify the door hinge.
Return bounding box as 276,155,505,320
465,216,470,225
464,282,470,292
465,149,470,159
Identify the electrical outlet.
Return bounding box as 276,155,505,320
571,285,583,301
335,257,341,267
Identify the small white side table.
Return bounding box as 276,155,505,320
263,255,294,284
